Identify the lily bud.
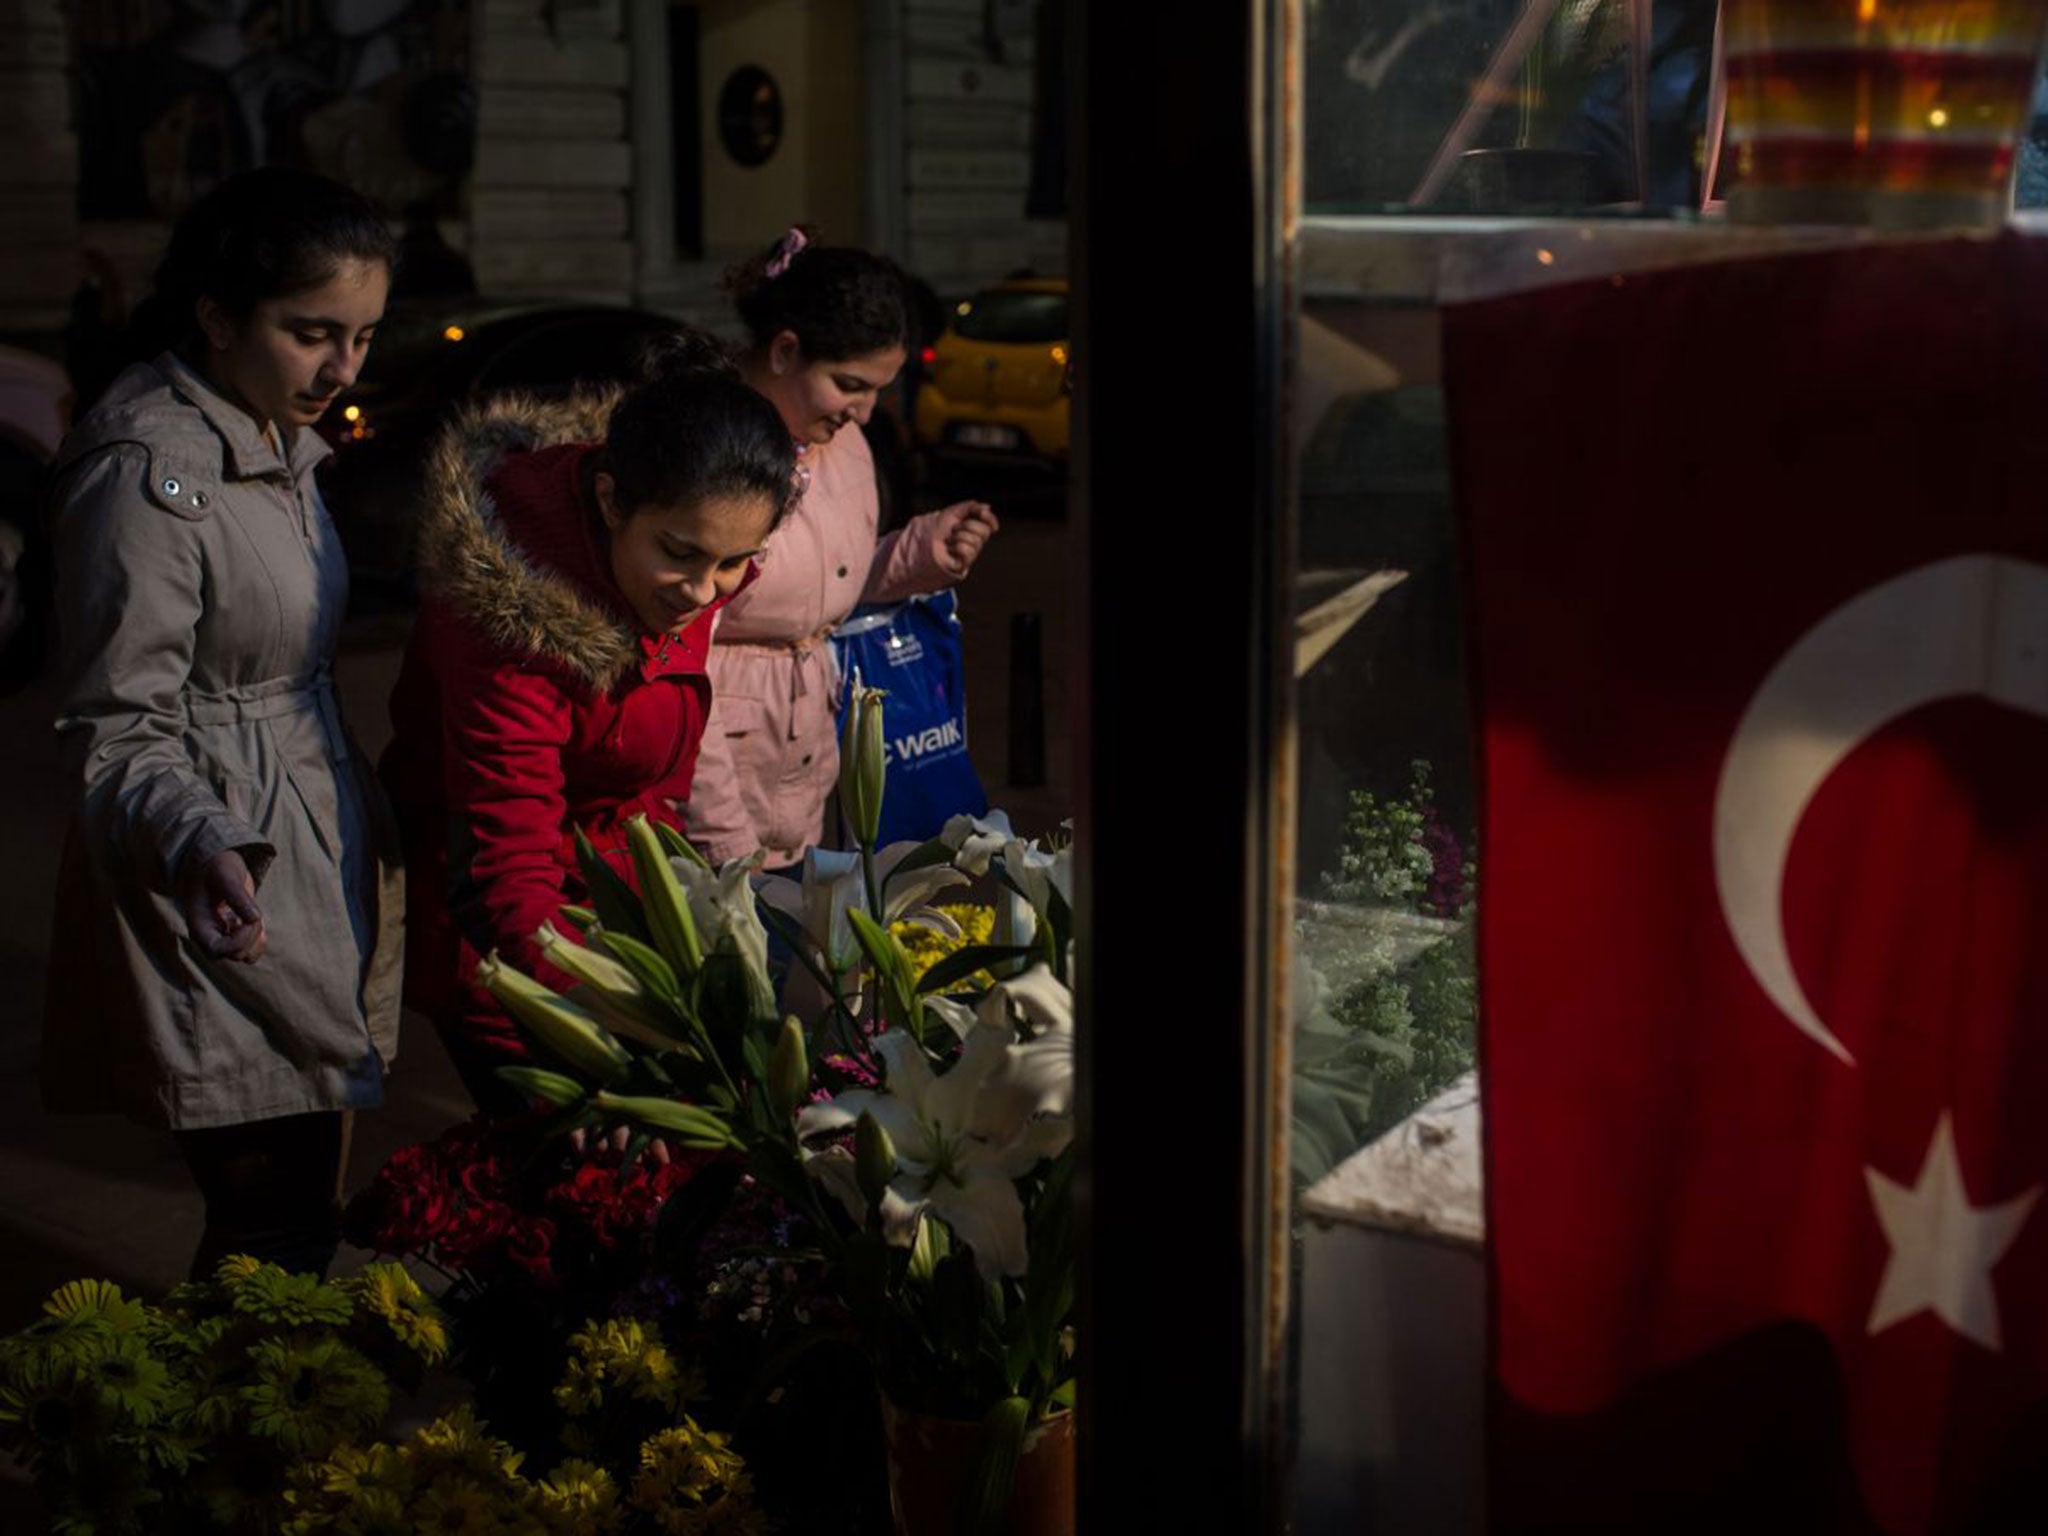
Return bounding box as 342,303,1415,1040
627,816,705,976
908,1209,951,1282
768,1016,808,1121
475,953,632,1086
854,1109,898,1210
535,921,641,995
496,1064,587,1107
535,922,682,1049
839,684,887,851
590,1091,741,1147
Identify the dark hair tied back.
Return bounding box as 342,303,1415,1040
605,325,799,529
725,226,910,363
634,327,740,387
129,168,398,362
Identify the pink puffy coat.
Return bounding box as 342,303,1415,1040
685,425,964,866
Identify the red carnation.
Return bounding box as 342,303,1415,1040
344,1143,454,1254
434,1197,514,1272
503,1214,558,1286
456,1153,513,1205
546,1163,622,1246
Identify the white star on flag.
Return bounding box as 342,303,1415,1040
1865,1113,2040,1352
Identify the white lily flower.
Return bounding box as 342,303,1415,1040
757,848,867,971
1002,838,1072,916
757,844,970,974
875,841,969,934
987,839,1073,971
671,853,775,1015
969,963,1074,1139
940,810,1017,876
797,969,1075,1280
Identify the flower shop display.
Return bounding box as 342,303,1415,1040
0,1259,448,1534
343,689,1078,1535
3,681,1078,1535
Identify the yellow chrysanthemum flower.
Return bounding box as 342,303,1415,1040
556,1319,696,1417
316,1441,410,1501
628,1419,750,1513
892,904,998,993
241,1335,390,1456
405,1403,527,1482
411,1477,499,1536
554,1357,605,1415
86,1332,172,1424
229,1267,355,1328
215,1253,266,1285
330,1488,411,1536
43,1277,150,1334
346,1262,451,1364
535,1458,622,1535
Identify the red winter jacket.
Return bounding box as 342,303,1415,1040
381,392,752,1058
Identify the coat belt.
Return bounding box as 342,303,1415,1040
185,674,349,762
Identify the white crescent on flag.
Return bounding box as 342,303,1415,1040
1712,555,2048,1066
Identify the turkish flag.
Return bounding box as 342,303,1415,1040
1449,233,2048,1534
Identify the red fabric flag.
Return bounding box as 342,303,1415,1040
1449,233,2048,1534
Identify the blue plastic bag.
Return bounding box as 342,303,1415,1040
833,592,988,848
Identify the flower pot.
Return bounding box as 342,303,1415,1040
878,1396,1075,1536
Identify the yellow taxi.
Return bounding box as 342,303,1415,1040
911,277,1070,462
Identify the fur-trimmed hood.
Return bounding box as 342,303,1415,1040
416,388,634,691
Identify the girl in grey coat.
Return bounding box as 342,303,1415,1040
44,169,403,1278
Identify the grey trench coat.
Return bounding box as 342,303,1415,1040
43,353,402,1129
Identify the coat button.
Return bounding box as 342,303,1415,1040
161,477,181,497
836,565,848,578
191,491,207,508
801,753,813,766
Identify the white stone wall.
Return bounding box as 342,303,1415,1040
899,0,1063,297
0,0,81,331
472,0,636,301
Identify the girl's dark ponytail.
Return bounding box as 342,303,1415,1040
724,226,910,363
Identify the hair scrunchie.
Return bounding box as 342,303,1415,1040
764,227,809,280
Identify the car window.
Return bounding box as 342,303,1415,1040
954,290,1069,344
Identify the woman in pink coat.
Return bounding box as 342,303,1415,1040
686,230,999,868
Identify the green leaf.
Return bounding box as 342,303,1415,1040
693,952,774,1045
557,904,599,934
654,819,714,871
1021,1145,1077,1384
848,906,922,1041
590,926,685,1008
1035,911,1060,972
1049,1378,1076,1410
955,1395,1031,1536
914,943,1038,997
575,829,650,944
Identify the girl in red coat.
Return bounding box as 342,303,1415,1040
382,334,797,1112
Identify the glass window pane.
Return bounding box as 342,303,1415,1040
956,290,1071,343
1306,0,1714,213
